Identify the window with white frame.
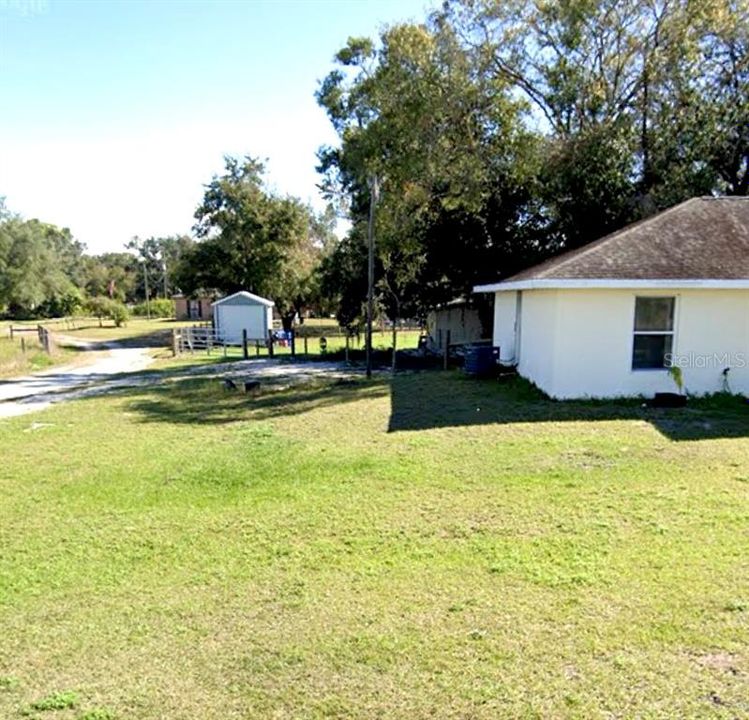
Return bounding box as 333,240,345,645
632,297,675,370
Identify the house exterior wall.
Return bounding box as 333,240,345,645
515,290,559,395
493,291,518,363
199,299,214,321
493,288,749,399
173,296,214,321
214,303,269,343
174,296,188,320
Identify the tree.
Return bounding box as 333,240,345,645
316,21,544,334
128,234,196,299
317,226,370,331
0,198,191,320
0,212,80,318
86,296,129,327
303,205,339,318
81,252,139,303
441,0,749,248
179,156,324,330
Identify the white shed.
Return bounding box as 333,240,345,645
475,197,749,399
212,291,275,344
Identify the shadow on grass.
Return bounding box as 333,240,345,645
121,366,748,441
125,375,390,425
387,371,749,442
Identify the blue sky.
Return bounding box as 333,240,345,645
0,0,431,253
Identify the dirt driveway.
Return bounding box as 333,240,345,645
0,345,155,418
0,344,359,419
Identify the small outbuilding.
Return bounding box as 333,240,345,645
212,291,275,344
173,293,216,321
474,197,749,399
425,298,485,351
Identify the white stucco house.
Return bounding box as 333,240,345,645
212,291,274,344
474,197,749,399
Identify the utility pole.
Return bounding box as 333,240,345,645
143,259,151,320
365,174,379,379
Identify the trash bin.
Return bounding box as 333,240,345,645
464,345,499,376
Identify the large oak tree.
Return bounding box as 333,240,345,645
177,156,325,330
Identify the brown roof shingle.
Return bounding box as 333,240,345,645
504,197,749,283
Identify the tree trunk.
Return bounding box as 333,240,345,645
281,312,295,332
391,320,397,372
640,42,651,190
294,302,306,325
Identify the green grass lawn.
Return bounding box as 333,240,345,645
59,317,196,343
0,332,77,378
291,327,421,353
58,319,420,357
167,329,422,367
0,317,176,377
0,371,747,719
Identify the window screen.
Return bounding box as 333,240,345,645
632,297,675,370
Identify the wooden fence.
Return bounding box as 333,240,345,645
172,326,276,359
7,325,54,355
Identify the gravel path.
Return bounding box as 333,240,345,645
0,345,358,419
0,345,155,418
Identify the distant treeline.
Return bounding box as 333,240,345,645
0,199,196,320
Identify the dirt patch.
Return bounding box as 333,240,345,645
696,652,741,674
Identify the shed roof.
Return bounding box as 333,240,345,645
212,291,275,307
475,197,749,292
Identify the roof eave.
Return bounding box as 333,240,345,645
211,290,275,307
474,278,749,293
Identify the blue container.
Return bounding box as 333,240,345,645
464,345,499,376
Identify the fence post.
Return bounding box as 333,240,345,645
443,329,451,370
242,329,248,359
172,329,178,357
21,337,26,354
267,330,274,358
256,340,260,357
9,326,13,341
303,335,308,355
37,325,48,354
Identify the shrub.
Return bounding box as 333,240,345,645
132,298,174,318
109,302,129,327
85,297,129,327
38,289,83,318
86,296,111,326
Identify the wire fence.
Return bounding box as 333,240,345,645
172,323,424,361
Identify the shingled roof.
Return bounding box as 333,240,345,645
475,197,749,291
